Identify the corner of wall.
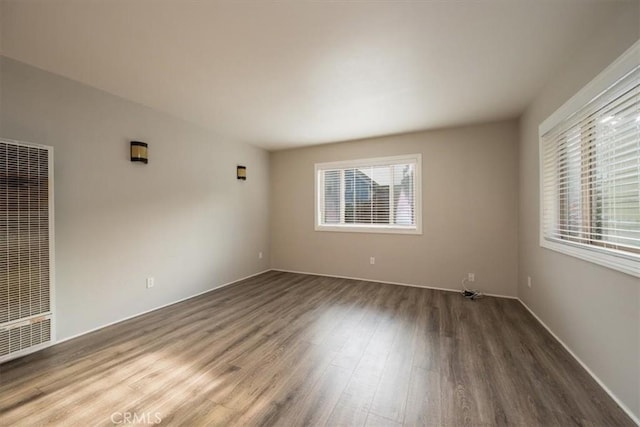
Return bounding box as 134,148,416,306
516,3,640,420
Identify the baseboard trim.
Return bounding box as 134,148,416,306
271,268,517,300
56,269,271,345
518,298,640,426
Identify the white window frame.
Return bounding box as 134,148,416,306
538,39,640,278
315,154,422,235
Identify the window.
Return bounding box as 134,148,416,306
539,41,640,277
315,154,422,234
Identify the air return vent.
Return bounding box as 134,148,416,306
0,139,54,363
0,317,51,357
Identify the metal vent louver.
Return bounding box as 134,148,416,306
0,318,51,357
0,139,54,363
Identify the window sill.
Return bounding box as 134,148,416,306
540,237,640,278
316,224,422,235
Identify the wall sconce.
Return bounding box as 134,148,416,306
130,141,148,164
237,165,247,180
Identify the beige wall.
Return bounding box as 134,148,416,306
0,57,270,340
271,120,519,297
518,6,640,419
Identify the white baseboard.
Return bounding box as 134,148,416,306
271,268,518,299
55,269,271,345
518,298,640,426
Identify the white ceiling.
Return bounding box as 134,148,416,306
0,1,627,150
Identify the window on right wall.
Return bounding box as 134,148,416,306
539,41,640,278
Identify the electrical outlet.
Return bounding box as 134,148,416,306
370,257,375,265
258,252,263,259
146,277,155,289
468,273,475,282
527,276,532,288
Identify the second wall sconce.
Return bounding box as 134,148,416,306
237,165,247,180
130,141,148,164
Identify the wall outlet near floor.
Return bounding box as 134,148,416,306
146,277,155,289
467,273,475,282
258,252,263,259
527,276,532,288
370,257,375,265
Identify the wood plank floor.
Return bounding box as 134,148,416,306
0,271,634,426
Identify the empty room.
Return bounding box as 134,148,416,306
0,1,639,426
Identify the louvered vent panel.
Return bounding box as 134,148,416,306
0,318,51,357
0,139,53,362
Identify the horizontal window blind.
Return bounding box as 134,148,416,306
316,155,421,233
541,65,640,260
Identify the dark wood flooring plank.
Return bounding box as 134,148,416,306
369,286,421,423
326,371,380,427
365,412,402,427
403,366,441,427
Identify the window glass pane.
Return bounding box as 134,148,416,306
393,163,414,225
343,166,393,225
593,108,640,251
559,129,584,242
323,169,340,224
370,165,390,224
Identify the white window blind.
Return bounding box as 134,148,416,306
315,154,422,234
540,48,640,277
